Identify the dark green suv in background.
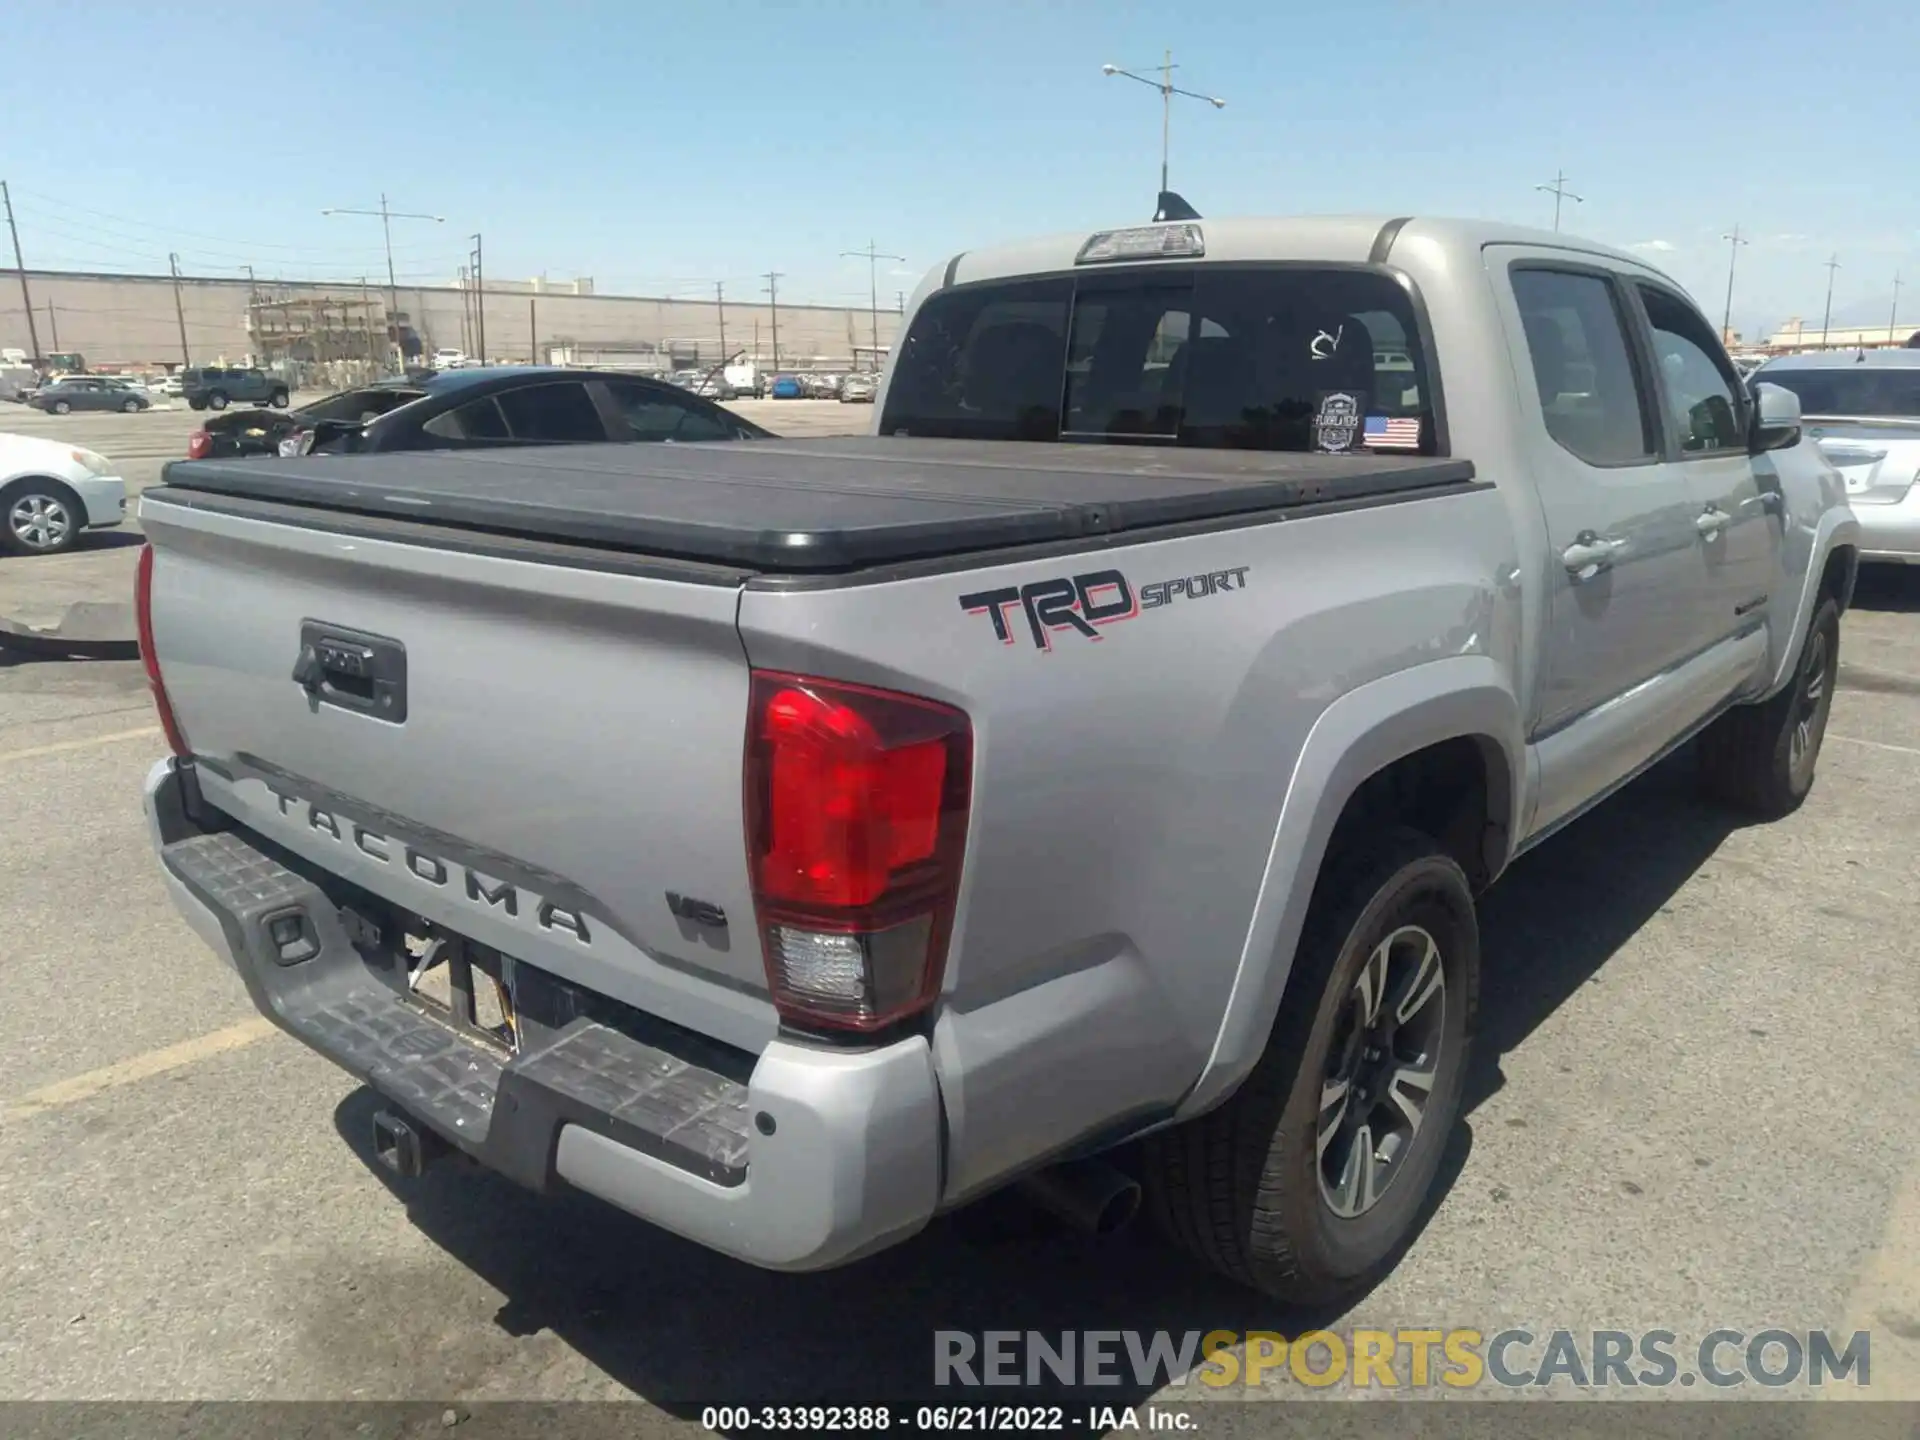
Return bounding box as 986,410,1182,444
182,366,289,412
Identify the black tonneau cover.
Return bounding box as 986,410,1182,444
158,437,1477,573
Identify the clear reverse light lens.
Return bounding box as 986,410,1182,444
770,927,869,1008
1076,223,1205,265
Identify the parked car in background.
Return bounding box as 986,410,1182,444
0,365,36,403
1753,349,1920,566
0,431,127,554
151,374,184,397
839,372,877,403
182,366,289,412
431,348,468,370
804,372,843,398
769,374,804,399
28,377,151,414
187,366,771,461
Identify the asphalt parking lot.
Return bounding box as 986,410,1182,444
2,399,1917,1420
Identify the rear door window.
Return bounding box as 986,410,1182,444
494,382,608,442
599,379,742,442
880,267,1438,453
422,396,510,442
1510,269,1657,466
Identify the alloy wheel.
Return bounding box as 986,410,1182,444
1789,629,1830,780
8,494,74,552
1317,924,1447,1219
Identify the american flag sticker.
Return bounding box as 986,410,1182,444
1364,415,1422,449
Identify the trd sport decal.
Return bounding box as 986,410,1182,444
959,566,1251,652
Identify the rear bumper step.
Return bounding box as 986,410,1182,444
147,759,944,1270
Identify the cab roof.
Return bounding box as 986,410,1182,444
935,215,1664,289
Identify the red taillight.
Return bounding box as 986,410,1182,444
134,545,191,759
186,429,211,460
745,670,971,1032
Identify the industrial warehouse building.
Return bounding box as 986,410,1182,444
0,268,903,375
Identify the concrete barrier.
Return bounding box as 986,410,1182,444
0,600,139,658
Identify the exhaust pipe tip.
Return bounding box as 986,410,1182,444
1016,1157,1143,1238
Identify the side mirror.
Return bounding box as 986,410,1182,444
1750,381,1801,453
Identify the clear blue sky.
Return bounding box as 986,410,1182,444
7,0,1916,338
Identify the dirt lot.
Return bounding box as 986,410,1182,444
2,396,1917,1422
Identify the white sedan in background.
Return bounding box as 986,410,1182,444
0,432,128,556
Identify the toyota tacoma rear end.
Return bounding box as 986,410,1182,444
139,210,1856,1301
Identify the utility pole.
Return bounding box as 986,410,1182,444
457,266,471,355
471,233,485,362
763,271,783,371
3,180,42,363
841,240,904,368
169,252,190,367
1890,272,1903,347
1100,50,1225,197
46,302,57,351
529,296,537,365
715,281,727,362
1534,170,1584,232
1720,225,1749,343
897,290,906,314
1820,254,1841,350
322,195,444,361
361,278,378,376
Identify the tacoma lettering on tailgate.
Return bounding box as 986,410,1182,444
266,787,593,943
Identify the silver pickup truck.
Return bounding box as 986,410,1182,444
137,213,1858,1303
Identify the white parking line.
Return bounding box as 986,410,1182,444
0,725,160,765
1828,733,1920,758
1,1017,275,1123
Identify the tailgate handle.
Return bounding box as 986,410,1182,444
294,621,408,723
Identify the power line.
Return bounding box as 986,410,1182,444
10,185,453,258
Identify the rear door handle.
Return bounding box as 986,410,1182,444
1561,533,1626,578
1696,507,1732,538
1742,491,1783,515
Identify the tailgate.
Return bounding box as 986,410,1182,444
140,492,776,1054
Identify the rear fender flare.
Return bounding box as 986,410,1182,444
1175,655,1524,1121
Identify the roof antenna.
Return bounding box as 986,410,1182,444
1155,191,1201,222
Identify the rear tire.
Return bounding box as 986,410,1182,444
1142,827,1477,1303
121,397,140,413
188,398,208,412
269,390,289,409
1697,598,1840,819
207,391,229,411
51,400,71,415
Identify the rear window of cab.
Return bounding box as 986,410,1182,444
880,265,1440,455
